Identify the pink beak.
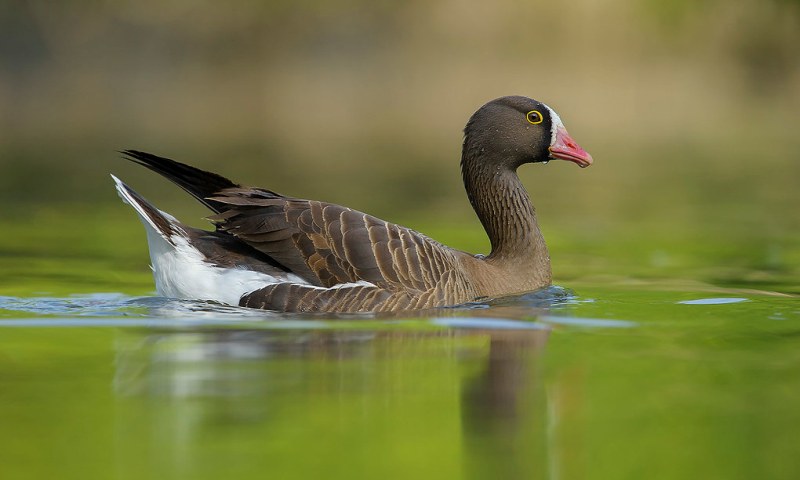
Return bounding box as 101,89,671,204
549,125,593,168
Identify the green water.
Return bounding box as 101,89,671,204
1,211,798,480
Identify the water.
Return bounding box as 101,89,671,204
1,282,798,480
1,210,799,479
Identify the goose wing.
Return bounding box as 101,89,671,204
207,187,464,293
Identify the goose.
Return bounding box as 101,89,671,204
112,96,592,313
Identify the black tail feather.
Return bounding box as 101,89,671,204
120,150,238,213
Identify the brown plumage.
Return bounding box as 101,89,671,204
114,96,592,313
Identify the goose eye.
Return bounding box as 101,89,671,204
526,110,543,125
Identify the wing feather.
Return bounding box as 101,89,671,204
210,189,462,297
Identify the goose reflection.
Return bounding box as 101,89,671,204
111,297,559,478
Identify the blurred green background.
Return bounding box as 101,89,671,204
2,3,800,479
1,0,799,292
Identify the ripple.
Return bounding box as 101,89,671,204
0,317,328,329
678,297,750,305
540,315,636,328
430,317,548,330
0,285,583,330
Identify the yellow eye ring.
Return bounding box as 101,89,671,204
526,110,543,125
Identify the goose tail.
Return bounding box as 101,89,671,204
111,174,184,245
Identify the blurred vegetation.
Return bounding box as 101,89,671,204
1,0,798,290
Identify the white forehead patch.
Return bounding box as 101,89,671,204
543,104,564,146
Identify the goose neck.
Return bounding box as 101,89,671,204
461,154,549,268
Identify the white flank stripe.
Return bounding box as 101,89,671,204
149,235,292,306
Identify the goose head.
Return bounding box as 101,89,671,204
463,96,593,170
